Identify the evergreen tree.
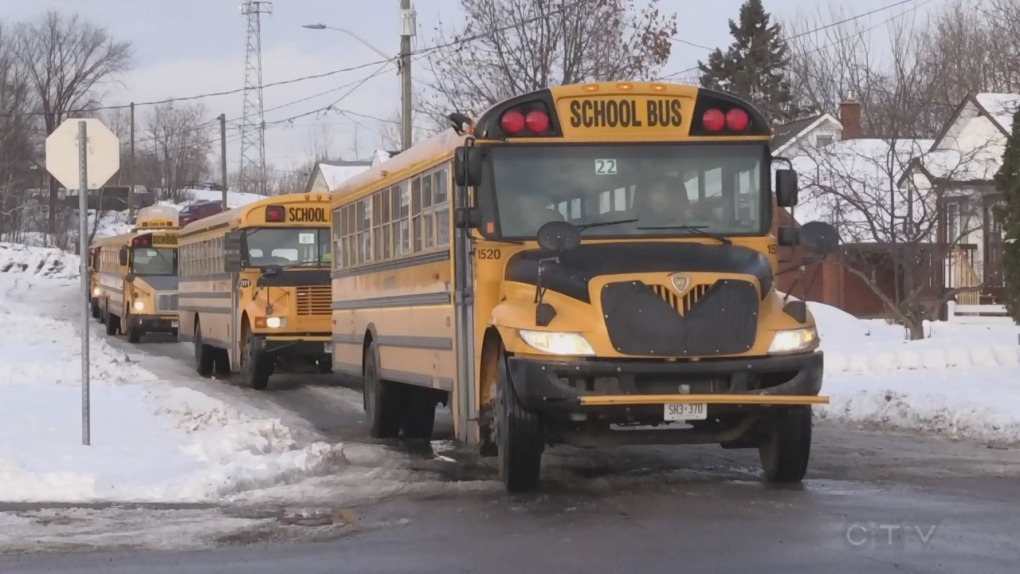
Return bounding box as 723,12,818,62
697,0,800,123
993,110,1020,324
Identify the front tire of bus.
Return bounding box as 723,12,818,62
125,314,141,344
759,406,813,484
91,298,100,320
495,344,544,492
194,321,215,377
363,340,402,439
240,325,272,391
104,309,119,337
402,387,438,440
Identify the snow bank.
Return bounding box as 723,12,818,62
817,367,1020,444
0,245,347,504
809,302,1020,374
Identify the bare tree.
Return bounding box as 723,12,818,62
423,0,677,118
15,11,132,238
0,22,37,243
793,131,999,339
145,101,212,203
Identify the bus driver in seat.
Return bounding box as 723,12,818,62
638,177,693,226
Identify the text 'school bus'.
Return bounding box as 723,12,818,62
176,193,334,390
91,205,181,343
328,81,840,492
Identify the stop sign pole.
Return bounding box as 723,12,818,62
77,122,90,446
45,117,120,447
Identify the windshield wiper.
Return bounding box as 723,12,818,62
576,218,639,232
280,260,325,270
635,224,733,244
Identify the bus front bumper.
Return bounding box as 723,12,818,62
505,351,826,417
127,314,179,333
255,334,331,357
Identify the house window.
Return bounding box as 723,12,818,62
815,135,833,147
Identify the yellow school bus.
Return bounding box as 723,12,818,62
177,193,333,389
92,206,181,343
88,244,103,320
329,81,840,491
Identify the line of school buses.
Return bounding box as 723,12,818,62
87,82,841,492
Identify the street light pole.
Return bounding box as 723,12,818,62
303,2,416,150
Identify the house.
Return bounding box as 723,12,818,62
304,159,373,194
899,92,1018,305
789,93,1018,318
770,112,843,158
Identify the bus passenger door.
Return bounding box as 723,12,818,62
225,231,243,371
452,179,476,444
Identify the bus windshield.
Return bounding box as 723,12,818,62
244,227,331,267
481,143,768,240
131,247,177,275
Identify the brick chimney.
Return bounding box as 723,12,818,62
840,96,862,140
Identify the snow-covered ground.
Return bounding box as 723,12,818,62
0,243,355,504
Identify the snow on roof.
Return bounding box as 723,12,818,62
372,150,392,166
319,161,371,190
920,146,1004,182
975,93,1020,133
790,138,935,244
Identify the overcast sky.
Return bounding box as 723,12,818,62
0,0,942,178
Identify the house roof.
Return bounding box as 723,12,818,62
973,93,1020,134
770,114,822,151
790,138,934,244
314,159,372,190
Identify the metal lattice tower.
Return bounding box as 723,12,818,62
240,1,272,196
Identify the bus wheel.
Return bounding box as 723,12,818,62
213,349,232,376
401,387,437,440
125,315,141,344
104,311,119,336
495,344,544,492
240,326,272,391
91,298,100,320
758,406,813,484
193,322,215,377
363,340,402,438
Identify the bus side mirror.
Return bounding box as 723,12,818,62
776,169,798,207
224,230,243,273
118,247,128,266
454,146,482,187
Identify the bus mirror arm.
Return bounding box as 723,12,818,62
534,256,559,327
455,206,482,229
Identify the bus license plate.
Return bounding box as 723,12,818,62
664,403,707,421
324,343,331,354
171,321,179,328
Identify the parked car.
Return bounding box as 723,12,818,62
178,200,225,226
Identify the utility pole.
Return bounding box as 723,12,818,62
220,113,228,207
399,0,415,150
128,102,135,219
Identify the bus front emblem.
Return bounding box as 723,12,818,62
669,273,690,295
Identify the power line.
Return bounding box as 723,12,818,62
656,0,921,81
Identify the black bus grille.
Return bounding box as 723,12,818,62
601,279,759,356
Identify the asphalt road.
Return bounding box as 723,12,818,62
4,324,1020,572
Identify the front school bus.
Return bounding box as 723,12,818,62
177,193,333,390
330,81,840,492
93,206,181,343
87,244,102,320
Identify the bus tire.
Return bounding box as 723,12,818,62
363,340,402,439
496,344,544,492
194,322,215,377
213,349,232,376
105,311,119,336
240,326,272,391
91,298,100,320
125,316,141,344
401,386,437,440
758,406,812,484
316,358,332,374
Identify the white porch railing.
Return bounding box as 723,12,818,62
946,301,1012,325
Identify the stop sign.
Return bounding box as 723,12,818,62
45,118,120,191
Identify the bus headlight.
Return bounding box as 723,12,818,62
92,287,101,296
519,330,595,356
768,327,817,354
266,317,286,329
133,300,145,311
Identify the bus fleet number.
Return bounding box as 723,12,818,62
477,248,502,260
